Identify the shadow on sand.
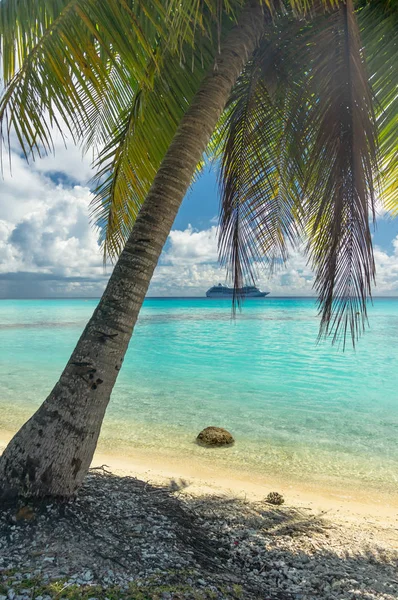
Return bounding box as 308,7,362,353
0,468,396,599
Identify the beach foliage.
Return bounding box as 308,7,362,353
0,569,239,600
0,0,275,498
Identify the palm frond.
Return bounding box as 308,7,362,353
88,0,247,262
0,0,168,159
215,21,307,307
304,0,378,346
90,39,214,261
359,0,398,215
166,0,238,50
0,0,247,259
0,0,340,155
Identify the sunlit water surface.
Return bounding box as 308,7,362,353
0,298,397,494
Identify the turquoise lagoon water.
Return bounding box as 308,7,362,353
0,297,397,495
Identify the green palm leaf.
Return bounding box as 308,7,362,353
0,0,167,158
359,0,398,215
90,39,215,260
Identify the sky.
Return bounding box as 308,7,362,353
1,134,398,298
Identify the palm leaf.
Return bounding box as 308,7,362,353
0,0,374,289
90,38,215,260
0,0,168,159
215,19,307,306
359,0,398,215
304,0,379,346
0,0,246,257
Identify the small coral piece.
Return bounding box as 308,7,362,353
265,491,285,505
15,506,35,521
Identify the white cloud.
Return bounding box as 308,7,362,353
1,143,398,298
372,241,398,295
163,225,218,265
151,226,398,297
150,225,314,296
30,129,94,185
0,143,107,297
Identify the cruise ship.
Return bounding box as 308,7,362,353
206,283,270,298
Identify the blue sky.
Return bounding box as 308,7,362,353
0,137,398,298
180,166,398,252
174,167,219,230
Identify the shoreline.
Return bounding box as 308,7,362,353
1,429,397,537
93,446,398,534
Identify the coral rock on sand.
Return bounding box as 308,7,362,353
265,491,285,505
196,427,234,447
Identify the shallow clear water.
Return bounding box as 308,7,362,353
0,298,397,493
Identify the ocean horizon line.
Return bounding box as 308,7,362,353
1,295,398,300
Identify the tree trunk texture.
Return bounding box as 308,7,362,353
0,0,267,499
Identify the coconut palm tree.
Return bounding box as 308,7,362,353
0,0,396,498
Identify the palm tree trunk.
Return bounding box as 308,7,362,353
0,0,267,499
